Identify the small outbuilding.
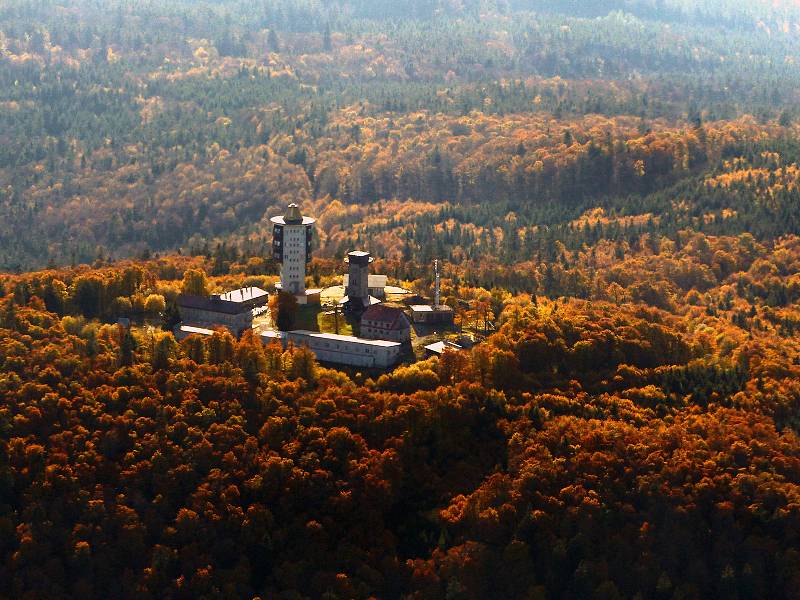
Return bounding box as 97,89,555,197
410,304,455,326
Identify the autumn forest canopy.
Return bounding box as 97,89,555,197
3,1,800,599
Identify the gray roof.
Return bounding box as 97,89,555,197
261,330,287,342
411,304,453,313
361,304,410,330
289,330,401,348
178,287,268,315
178,325,215,336
339,295,381,307
218,287,268,303
425,341,463,355
343,274,388,288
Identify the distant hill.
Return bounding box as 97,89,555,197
2,0,800,270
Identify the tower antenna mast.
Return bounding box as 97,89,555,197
435,259,440,309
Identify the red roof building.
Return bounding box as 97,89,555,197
360,304,411,343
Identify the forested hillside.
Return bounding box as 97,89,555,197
3,229,800,598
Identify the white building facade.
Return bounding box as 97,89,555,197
271,204,315,297
261,330,402,368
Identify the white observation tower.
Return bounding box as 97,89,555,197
271,203,316,299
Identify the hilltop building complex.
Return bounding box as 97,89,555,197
174,205,457,370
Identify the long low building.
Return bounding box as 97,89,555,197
260,330,402,368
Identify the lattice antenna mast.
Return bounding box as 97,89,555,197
435,259,441,309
